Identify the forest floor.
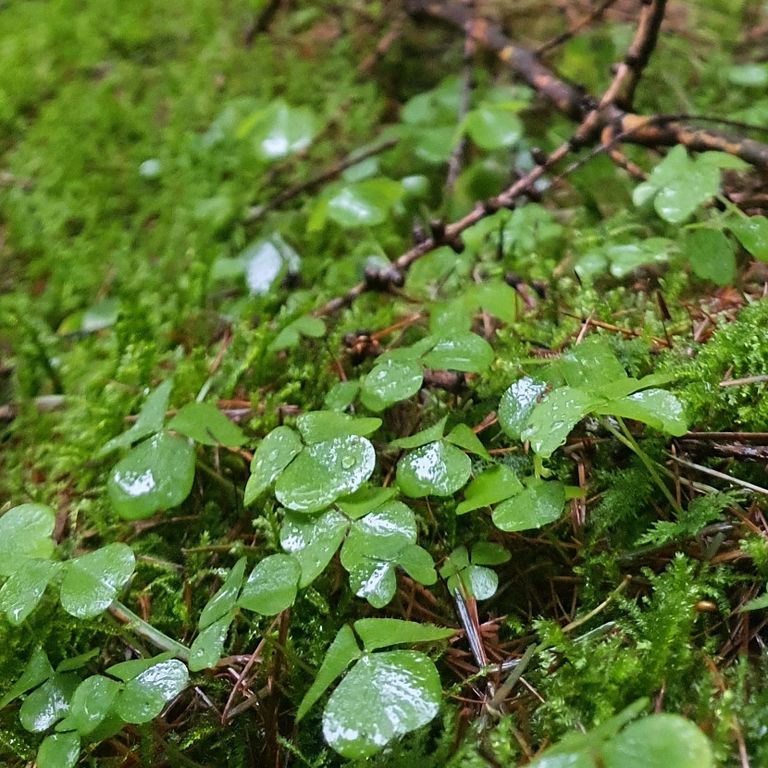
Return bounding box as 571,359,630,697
2,0,768,766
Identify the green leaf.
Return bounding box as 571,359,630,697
684,228,735,285
397,441,472,497
634,146,724,224
464,106,522,150
107,653,174,682
396,544,438,585
250,100,318,161
349,559,398,607
114,660,189,724
464,565,498,600
189,613,233,672
0,646,53,708
167,402,246,446
595,389,688,435
601,714,714,768
740,591,768,612
275,436,376,513
280,509,349,588
341,501,417,569
727,63,768,87
353,619,453,651
336,486,397,519
421,332,494,372
471,541,511,566
244,426,303,505
59,543,136,619
107,433,196,519
268,315,326,352
390,416,448,449
198,557,246,629
0,503,55,576
296,411,381,443
238,554,301,615
324,381,360,411
322,651,442,759
522,387,597,458
456,466,523,515
560,337,627,388
66,675,121,735
326,178,404,227
360,358,424,412
37,732,80,768
98,380,172,456
20,673,79,732
471,280,521,324
297,624,361,722
0,558,59,624
445,423,490,459
728,215,768,261
498,377,548,441
492,480,565,532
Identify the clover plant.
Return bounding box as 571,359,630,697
100,381,246,519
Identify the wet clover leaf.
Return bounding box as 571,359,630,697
59,543,136,619
65,675,121,735
19,673,79,732
296,410,381,443
440,543,509,600
113,659,189,724
0,559,60,625
244,426,303,505
275,435,375,513
167,402,246,447
37,732,80,768
683,228,735,285
601,713,714,768
189,614,234,672
633,146,746,224
297,625,362,722
198,557,246,629
322,651,443,759
498,377,547,441
521,387,598,458
456,466,523,515
107,433,196,519
238,554,301,615
0,503,56,576
353,618,453,651
492,480,565,532
421,332,494,372
249,100,318,161
325,177,404,228
360,357,424,412
280,509,349,588
397,440,471,498
98,380,172,456
728,214,768,261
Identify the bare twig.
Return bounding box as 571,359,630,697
245,138,397,223
406,0,768,167
536,0,621,56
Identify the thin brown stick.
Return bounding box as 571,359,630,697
406,0,768,167
244,138,397,223
536,0,620,56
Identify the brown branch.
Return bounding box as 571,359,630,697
599,0,667,110
406,0,768,168
316,140,572,316
536,0,621,56
244,137,397,223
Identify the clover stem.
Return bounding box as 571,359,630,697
110,601,191,662
602,418,682,513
